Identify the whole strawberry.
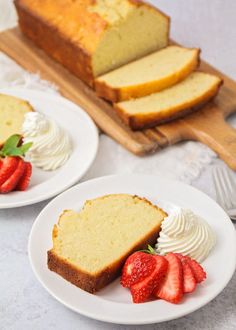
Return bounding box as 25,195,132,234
0,135,32,194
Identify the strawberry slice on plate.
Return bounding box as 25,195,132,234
155,252,183,304
121,252,156,288
174,253,197,293
174,253,206,284
187,258,206,283
0,158,25,193
0,135,33,194
0,156,19,186
130,255,168,303
181,259,197,293
16,162,32,191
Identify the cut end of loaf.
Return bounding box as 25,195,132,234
92,4,170,77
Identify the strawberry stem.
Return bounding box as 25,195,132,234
139,244,157,255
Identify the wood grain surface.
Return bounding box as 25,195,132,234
1,28,236,169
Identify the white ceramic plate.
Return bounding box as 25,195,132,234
0,88,98,208
28,174,236,325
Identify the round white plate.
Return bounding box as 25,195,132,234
0,88,98,208
28,174,236,325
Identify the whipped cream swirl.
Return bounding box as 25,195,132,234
156,208,215,263
22,112,72,171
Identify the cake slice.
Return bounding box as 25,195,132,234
48,194,166,293
95,46,200,102
115,72,222,130
0,94,34,146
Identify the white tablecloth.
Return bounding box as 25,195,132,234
0,1,236,329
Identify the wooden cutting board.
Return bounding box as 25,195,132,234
1,28,236,169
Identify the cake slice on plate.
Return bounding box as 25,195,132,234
0,94,33,146
48,194,166,293
95,46,200,102
115,72,222,130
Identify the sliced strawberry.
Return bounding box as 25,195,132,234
155,253,183,304
174,253,187,262
130,255,168,303
130,275,157,303
152,255,169,290
174,253,206,284
174,254,196,293
181,259,197,293
121,252,156,288
187,258,206,283
0,156,19,186
0,158,25,193
16,162,32,191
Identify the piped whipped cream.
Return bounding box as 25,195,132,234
156,208,215,263
22,112,72,171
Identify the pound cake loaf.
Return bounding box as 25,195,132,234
115,72,222,130
95,46,200,102
0,93,33,146
48,194,167,293
15,0,170,87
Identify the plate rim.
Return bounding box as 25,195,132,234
28,174,236,325
0,87,99,208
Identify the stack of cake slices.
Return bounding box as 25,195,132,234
95,45,222,130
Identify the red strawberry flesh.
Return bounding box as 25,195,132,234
0,158,25,193
0,156,19,186
155,253,183,304
174,253,206,284
181,259,197,293
121,252,156,288
130,255,168,303
16,162,32,191
188,259,206,283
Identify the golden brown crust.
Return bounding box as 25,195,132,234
94,80,122,103
14,0,95,86
47,194,167,293
114,77,223,130
48,250,111,293
15,0,108,54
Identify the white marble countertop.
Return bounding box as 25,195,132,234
1,1,236,329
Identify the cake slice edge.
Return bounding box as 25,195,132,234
95,47,200,102
114,72,223,130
